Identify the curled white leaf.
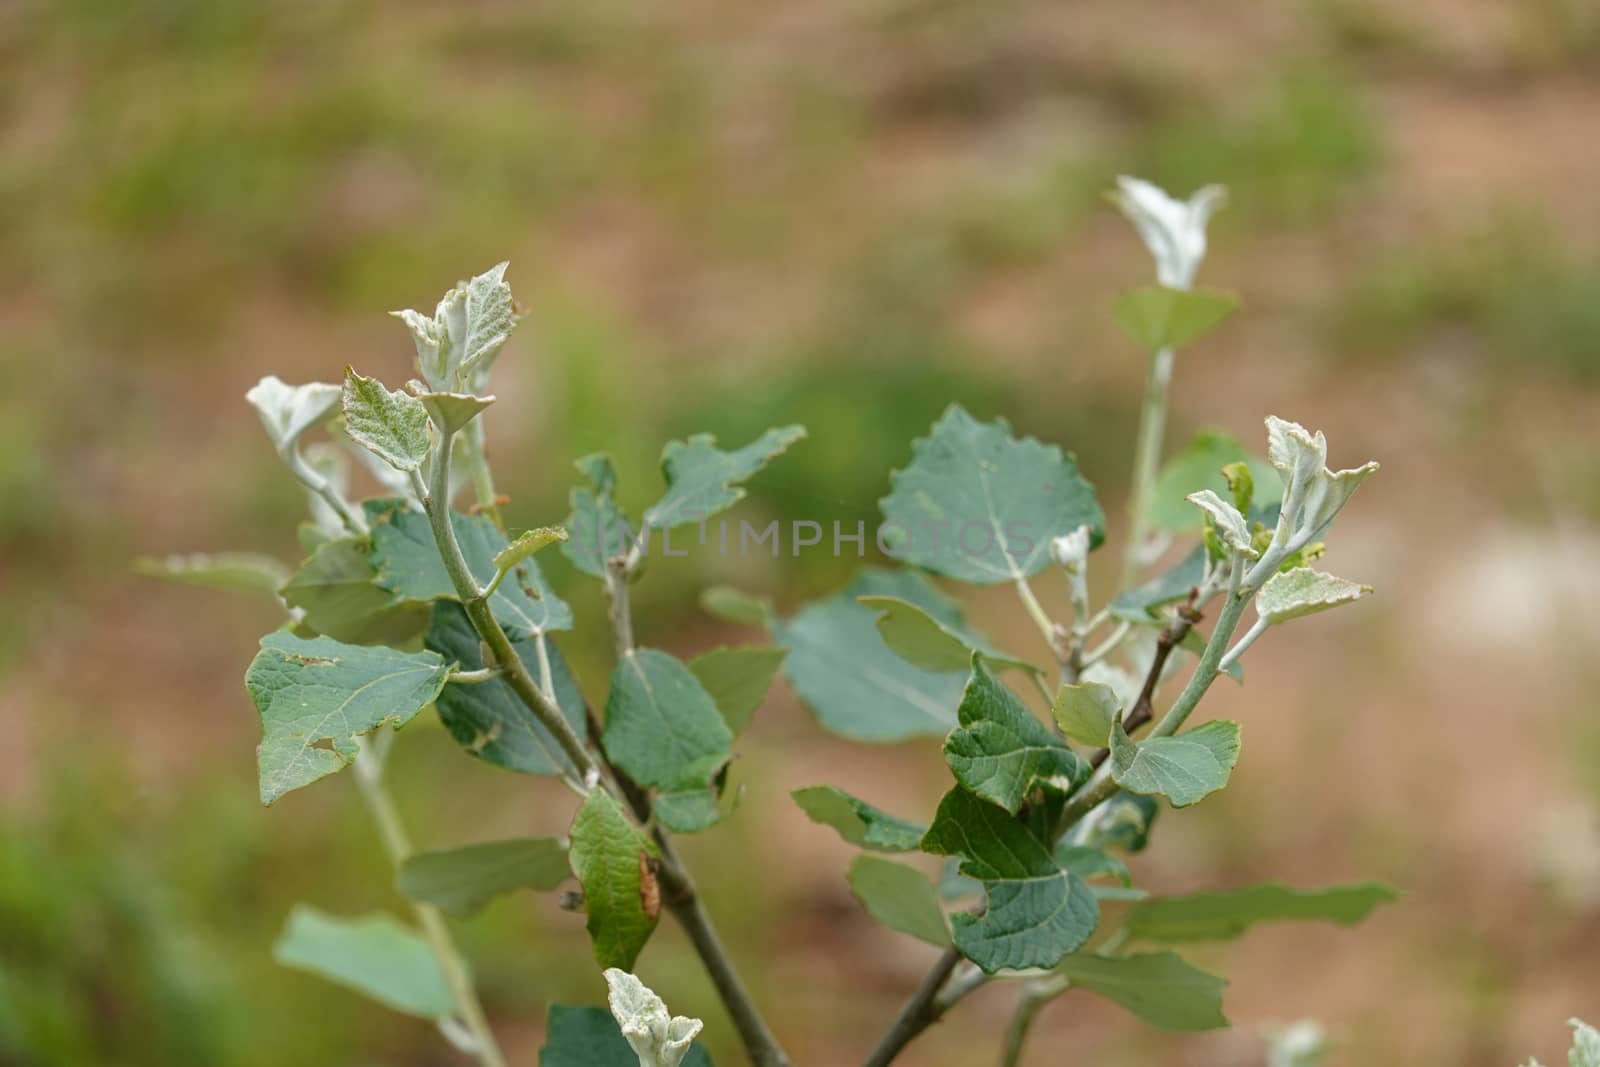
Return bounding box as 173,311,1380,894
1111,176,1227,289
604,968,703,1067
1050,524,1094,573
246,376,341,454
1260,416,1379,560
1256,567,1371,625
1265,1019,1331,1067
392,262,517,394
1187,489,1258,559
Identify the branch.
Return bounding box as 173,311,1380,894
861,946,965,1067
1086,593,1201,771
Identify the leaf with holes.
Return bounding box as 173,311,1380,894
245,633,451,804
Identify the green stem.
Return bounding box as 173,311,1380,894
424,432,596,780
1121,345,1175,589
353,741,506,1067
998,980,1067,1067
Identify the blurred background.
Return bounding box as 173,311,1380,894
3,0,1599,1063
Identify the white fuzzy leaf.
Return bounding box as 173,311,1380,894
1256,568,1371,624
246,376,341,454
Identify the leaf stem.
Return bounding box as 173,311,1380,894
282,447,368,536
1218,615,1268,674
998,979,1067,1067
352,739,506,1067
1121,346,1175,588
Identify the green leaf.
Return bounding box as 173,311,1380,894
642,426,806,531
1055,952,1228,1031
246,376,342,453
1124,882,1398,943
568,790,660,971
1256,567,1372,624
539,1005,715,1067
369,499,573,635
1070,793,1161,854
771,568,967,741
563,453,635,578
408,386,495,436
699,586,773,626
652,789,722,834
426,602,589,776
245,633,451,804
604,650,732,833
272,905,453,1019
342,369,431,473
281,536,431,646
1054,844,1133,887
858,595,1040,676
846,856,950,947
1113,285,1239,352
397,838,570,918
921,788,1099,972
494,526,569,572
791,786,926,852
136,551,290,598
1051,681,1123,748
686,646,786,735
945,657,1085,814
1109,716,1240,808
879,405,1104,584
1109,545,1205,623
1148,430,1280,533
